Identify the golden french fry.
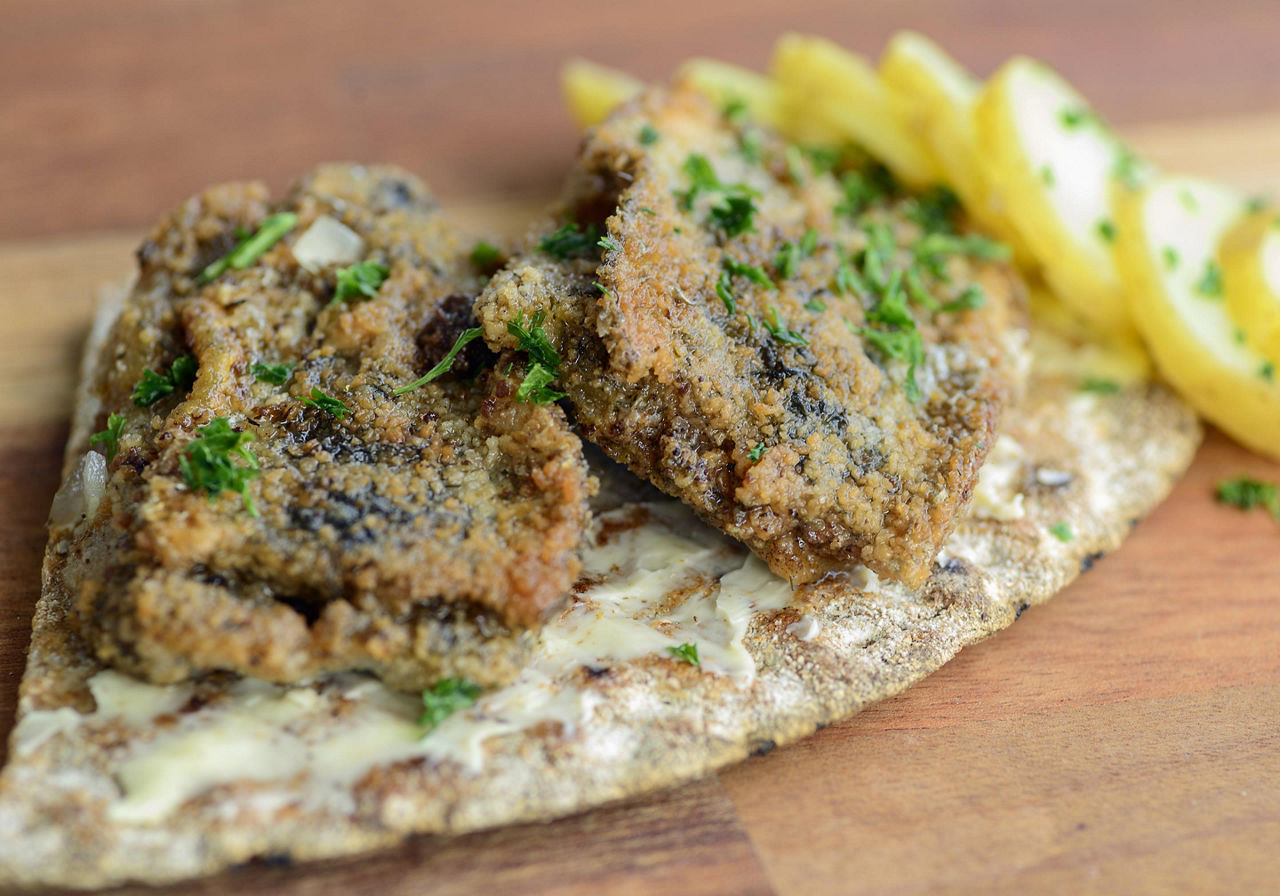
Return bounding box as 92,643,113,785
675,58,784,128
561,58,644,130
1220,209,1280,361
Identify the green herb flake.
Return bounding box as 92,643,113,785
508,311,561,370
1178,188,1199,213
1059,106,1093,129
1049,521,1074,542
784,144,807,184
667,642,701,666
199,212,298,283
709,192,758,238
804,298,828,313
1096,219,1117,243
597,236,620,253
420,678,484,731
1262,361,1276,382
1112,148,1143,191
250,362,293,386
333,260,390,305
132,354,198,407
834,262,864,298
638,123,660,146
179,417,260,515
394,327,484,395
1195,260,1223,298
716,270,737,314
90,413,126,463
914,232,1012,268
515,363,565,404
940,284,986,312
762,306,808,347
302,387,351,419
1162,246,1180,270
1040,165,1056,187
538,222,600,260
801,145,841,174
904,186,960,234
1215,475,1280,519
739,130,763,165
1080,377,1121,394
1246,195,1269,214
675,154,722,210
1234,328,1247,345
724,257,776,290
747,442,766,462
470,241,504,271
723,97,748,125
593,280,612,297
836,166,896,219
858,325,925,402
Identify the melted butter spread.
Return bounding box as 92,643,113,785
21,501,816,822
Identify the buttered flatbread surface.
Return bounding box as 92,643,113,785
477,85,1026,589
0,285,1197,887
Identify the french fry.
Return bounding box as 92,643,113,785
1220,208,1280,361
561,58,643,130
674,58,784,128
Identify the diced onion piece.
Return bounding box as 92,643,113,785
675,58,784,128
1115,175,1280,460
49,451,108,530
291,215,364,272
561,59,644,130
1221,210,1280,360
770,33,939,188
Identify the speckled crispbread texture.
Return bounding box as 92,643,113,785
0,281,1199,889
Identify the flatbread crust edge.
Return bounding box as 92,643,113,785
0,288,1200,889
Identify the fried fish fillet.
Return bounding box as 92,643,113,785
475,86,1026,587
53,164,594,691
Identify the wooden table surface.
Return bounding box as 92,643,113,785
3,2,1280,893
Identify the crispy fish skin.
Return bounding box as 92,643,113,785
476,86,1025,587
56,164,593,690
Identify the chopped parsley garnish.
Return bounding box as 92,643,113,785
1215,476,1280,519
667,642,701,665
515,364,565,404
913,232,1012,270
857,325,925,403
833,261,865,297
1195,260,1223,298
332,260,390,305
393,327,484,395
1246,195,1269,214
302,387,351,419
597,236,620,253
1080,377,1121,394
420,678,484,730
538,222,600,259
774,228,820,279
1234,328,1247,345
762,306,808,347
199,212,298,283
747,442,766,462
709,192,758,238
593,280,612,297
904,186,960,234
1262,361,1276,382
723,257,775,290
800,145,841,174
804,298,828,313
470,241,504,271
131,354,198,407
1178,188,1199,213
1096,219,1117,243
675,154,722,210
507,312,565,404
1162,246,1180,270
250,362,293,386
940,284,987,312
1040,165,1056,187
1112,148,1143,190
1049,521,1074,542
89,413,126,463
180,417,259,516
1059,106,1094,129
723,97,749,125
836,165,897,219
784,144,807,183
716,270,737,314
638,123,660,146
739,130,763,164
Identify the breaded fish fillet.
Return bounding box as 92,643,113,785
54,164,594,691
475,86,1026,587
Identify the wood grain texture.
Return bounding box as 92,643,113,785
3,2,1280,892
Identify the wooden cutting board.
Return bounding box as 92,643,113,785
2,120,1279,895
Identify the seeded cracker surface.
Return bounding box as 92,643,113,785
52,164,594,691
475,85,1027,588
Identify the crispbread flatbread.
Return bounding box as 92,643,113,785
0,283,1198,890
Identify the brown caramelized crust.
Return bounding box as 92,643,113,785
58,164,594,690
475,86,1026,587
